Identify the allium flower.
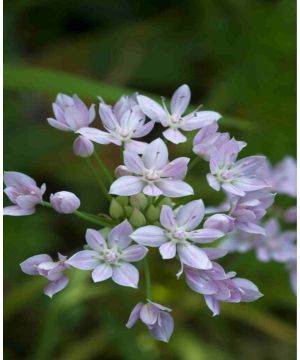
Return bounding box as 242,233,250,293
254,218,296,263
20,253,69,298
47,93,96,132
257,157,297,198
137,84,221,144
193,123,246,161
126,300,174,342
131,200,223,269
77,95,155,154
184,253,262,316
3,171,46,216
50,191,81,214
207,139,267,196
110,138,193,197
229,190,275,235
66,220,148,288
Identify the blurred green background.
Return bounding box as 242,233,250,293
4,0,296,359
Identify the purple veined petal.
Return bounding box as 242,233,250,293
47,118,72,131
4,186,18,203
52,102,67,123
204,295,220,316
232,209,256,222
108,220,133,249
182,111,221,131
126,302,143,328
160,205,176,230
133,120,155,138
147,300,172,312
76,127,118,145
125,140,148,154
121,245,148,262
204,214,235,233
160,157,190,179
234,156,266,175
124,151,145,174
232,278,263,302
112,263,139,288
73,94,89,114
109,176,144,196
64,106,88,131
92,263,113,282
156,179,194,198
131,225,167,246
56,93,74,107
16,194,41,209
143,183,163,197
149,312,174,343
222,183,246,197
233,177,267,192
213,138,240,167
88,104,96,124
99,103,119,130
237,222,266,235
140,303,159,325
185,268,218,295
119,107,142,133
189,228,224,243
176,199,205,231
177,243,212,270
170,84,191,117
206,174,221,191
20,254,53,275
202,248,228,260
159,242,177,259
4,171,37,189
142,138,168,170
44,276,69,298
3,205,35,216
66,250,99,270
85,229,106,251
163,128,187,144
137,95,166,122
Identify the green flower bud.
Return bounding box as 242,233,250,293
109,198,124,219
158,197,173,207
124,206,134,217
130,194,148,210
146,204,160,222
116,196,129,207
129,208,147,227
99,227,111,238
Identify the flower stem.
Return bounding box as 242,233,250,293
85,158,112,202
143,257,152,300
41,201,113,227
189,156,201,172
93,152,113,184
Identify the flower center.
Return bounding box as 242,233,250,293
102,248,119,264
167,229,187,243
168,115,183,128
144,169,161,182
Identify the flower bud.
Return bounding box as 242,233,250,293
109,198,124,219
146,204,160,222
50,191,80,214
158,197,173,207
129,208,147,227
130,194,148,210
124,206,134,217
116,196,129,207
73,136,94,157
204,214,235,233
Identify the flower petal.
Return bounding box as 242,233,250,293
108,220,133,249
170,84,191,117
112,263,139,288
66,250,99,270
109,176,144,196
20,254,53,275
99,103,118,130
85,229,106,251
125,140,148,154
143,183,163,197
142,138,168,170
4,171,37,189
177,243,212,269
126,303,143,328
160,205,176,230
204,295,220,316
140,303,159,325
44,276,69,298
163,128,187,144
131,226,167,246
232,278,263,302
176,199,205,231
137,95,166,122
47,118,72,131
121,245,148,262
3,205,35,216
133,120,155,138
124,151,144,174
76,127,118,145
149,312,174,343
92,264,113,282
156,179,194,198
159,242,176,259
182,111,221,131
190,228,224,243
160,157,190,179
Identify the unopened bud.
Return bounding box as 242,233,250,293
129,208,147,227
204,214,235,233
50,191,80,214
130,194,148,210
124,206,134,217
116,196,129,207
158,197,173,207
146,204,160,222
73,136,94,157
109,198,124,219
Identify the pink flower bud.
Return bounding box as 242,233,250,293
50,191,80,214
204,214,235,233
73,136,94,157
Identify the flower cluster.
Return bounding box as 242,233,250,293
4,84,295,342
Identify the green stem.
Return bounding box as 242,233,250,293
189,156,201,172
143,257,152,300
85,158,112,202
120,144,124,163
41,201,112,227
93,152,113,184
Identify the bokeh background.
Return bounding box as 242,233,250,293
4,0,296,359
